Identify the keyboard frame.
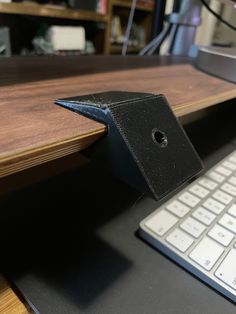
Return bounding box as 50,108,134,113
139,150,236,303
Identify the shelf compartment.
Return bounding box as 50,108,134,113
0,2,109,22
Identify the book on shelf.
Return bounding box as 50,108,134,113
96,0,107,14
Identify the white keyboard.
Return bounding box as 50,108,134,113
139,150,236,302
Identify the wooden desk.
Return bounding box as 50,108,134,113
0,56,236,178
0,56,235,312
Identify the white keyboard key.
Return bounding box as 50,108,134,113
219,214,236,234
221,183,236,197
215,166,232,177
189,237,224,271
212,190,233,205
199,177,217,190
145,210,178,236
192,207,216,226
189,184,209,199
207,171,225,183
208,225,234,247
223,161,236,171
228,204,236,218
166,200,190,218
166,228,194,253
215,250,236,290
180,217,205,238
203,198,225,215
229,156,236,164
229,176,236,186
179,192,200,208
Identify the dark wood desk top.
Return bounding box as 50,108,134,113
0,56,235,178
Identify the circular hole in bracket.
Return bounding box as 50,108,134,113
152,129,168,148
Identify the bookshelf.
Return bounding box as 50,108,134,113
0,1,109,54
0,2,108,22
112,0,153,12
0,0,153,55
110,44,144,53
105,0,153,54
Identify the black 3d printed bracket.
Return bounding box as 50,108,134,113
55,91,203,200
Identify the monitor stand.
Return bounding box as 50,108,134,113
195,47,236,83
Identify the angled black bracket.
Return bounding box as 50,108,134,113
55,91,203,200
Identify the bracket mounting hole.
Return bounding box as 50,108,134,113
152,129,168,148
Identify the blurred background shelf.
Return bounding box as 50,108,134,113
0,0,154,55
0,2,109,21
105,0,153,54
110,44,144,53
112,0,153,12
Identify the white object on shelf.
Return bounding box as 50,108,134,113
47,26,85,51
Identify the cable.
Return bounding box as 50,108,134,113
122,0,137,56
146,24,172,55
200,0,236,32
166,23,178,54
139,0,182,56
139,23,172,56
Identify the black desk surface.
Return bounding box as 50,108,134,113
1,102,236,313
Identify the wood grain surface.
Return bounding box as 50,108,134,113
0,56,235,177
0,275,28,313
0,2,108,22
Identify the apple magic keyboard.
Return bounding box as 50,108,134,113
139,150,236,302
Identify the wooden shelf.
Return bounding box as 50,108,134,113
110,45,143,53
112,0,153,12
0,2,108,22
106,0,153,54
0,56,236,178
